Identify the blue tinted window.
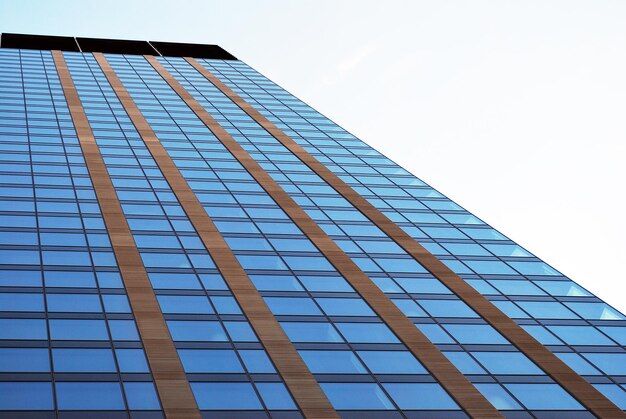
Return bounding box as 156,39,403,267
355,240,405,254
239,350,276,373
415,323,455,344
211,296,242,314
47,294,102,312
157,295,213,314
141,252,191,268
225,321,258,342
178,349,244,373
555,353,600,375
442,243,490,256
336,323,399,343
444,352,486,374
418,299,478,318
199,274,228,290
547,325,613,345
504,384,583,410
0,382,53,410
375,257,427,273
236,255,288,270
321,383,394,410
149,273,202,290
226,237,272,251
521,325,563,345
256,383,297,410
191,382,262,410
42,251,91,266
465,260,516,275
56,382,125,410
475,384,521,410
358,351,426,374
582,353,626,375
116,349,150,373
250,275,303,291
167,321,228,341
0,250,40,265
123,382,161,410
472,352,543,375
109,319,140,340
299,275,353,292
392,299,427,317
566,302,625,320
599,327,626,345
0,348,50,372
490,280,545,295
0,318,47,340
484,244,531,257
517,301,577,319
283,256,335,271
508,261,560,276
394,277,451,294
443,324,508,344
281,322,344,342
535,281,591,297
265,297,321,315
383,383,458,410
316,298,374,316
49,319,108,340
269,238,317,251
102,294,131,313
52,349,116,372
299,350,367,373
0,293,44,311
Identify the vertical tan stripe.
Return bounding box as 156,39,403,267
144,56,502,418
185,57,626,418
92,52,338,419
52,51,200,419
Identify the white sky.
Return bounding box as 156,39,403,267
1,0,625,313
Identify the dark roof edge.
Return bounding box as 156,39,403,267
0,33,237,60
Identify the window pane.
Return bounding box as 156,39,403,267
191,382,262,410
56,382,125,410
52,349,116,372
281,322,344,342
0,348,50,372
336,323,399,343
256,383,297,410
472,352,543,375
299,350,367,374
382,383,458,410
475,384,522,410
49,320,108,340
123,382,161,410
167,321,228,341
321,383,394,410
178,349,244,373
0,382,53,410
504,384,583,410
357,351,426,374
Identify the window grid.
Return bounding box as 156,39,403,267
64,51,299,414
0,48,161,414
192,56,626,410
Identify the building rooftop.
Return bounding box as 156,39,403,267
0,32,237,59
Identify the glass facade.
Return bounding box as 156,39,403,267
0,35,624,418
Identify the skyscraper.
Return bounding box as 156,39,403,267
0,32,624,419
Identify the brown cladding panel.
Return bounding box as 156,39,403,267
52,51,201,419
93,53,338,419
183,58,626,419
147,55,503,418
